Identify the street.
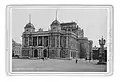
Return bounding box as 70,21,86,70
12,59,107,72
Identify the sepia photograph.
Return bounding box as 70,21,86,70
6,5,113,75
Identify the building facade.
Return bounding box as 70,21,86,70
21,15,92,59
12,39,22,57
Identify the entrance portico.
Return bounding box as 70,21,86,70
31,46,44,58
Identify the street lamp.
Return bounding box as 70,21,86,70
98,36,106,64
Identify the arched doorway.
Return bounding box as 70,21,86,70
34,49,38,57
60,49,65,58
43,49,47,57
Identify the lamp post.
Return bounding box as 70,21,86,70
98,36,106,64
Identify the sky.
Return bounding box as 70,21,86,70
12,8,108,47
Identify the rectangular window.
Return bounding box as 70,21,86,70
38,36,42,46
25,37,28,46
29,37,32,46
60,36,66,48
44,36,48,47
33,37,37,46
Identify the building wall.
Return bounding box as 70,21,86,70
21,20,92,59
69,36,80,58
79,38,88,58
12,40,22,57
78,38,93,59
22,32,81,59
14,45,21,56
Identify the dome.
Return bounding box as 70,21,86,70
51,19,60,26
24,22,35,29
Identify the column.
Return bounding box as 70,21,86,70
41,49,43,57
58,35,60,48
42,36,44,46
66,35,68,48
48,36,49,46
38,49,40,58
39,48,41,57
32,36,33,46
55,36,57,47
37,36,38,46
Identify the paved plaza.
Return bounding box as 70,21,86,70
12,59,107,72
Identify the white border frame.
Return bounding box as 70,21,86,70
6,4,114,76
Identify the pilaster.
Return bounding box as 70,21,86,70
55,36,57,47
28,37,29,46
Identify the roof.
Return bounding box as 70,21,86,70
51,19,60,26
60,22,78,30
24,22,35,29
60,22,77,26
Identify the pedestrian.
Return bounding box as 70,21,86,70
76,59,78,64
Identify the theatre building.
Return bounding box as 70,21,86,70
21,15,92,59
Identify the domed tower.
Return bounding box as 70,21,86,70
22,14,35,47
50,10,61,31
24,14,35,33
